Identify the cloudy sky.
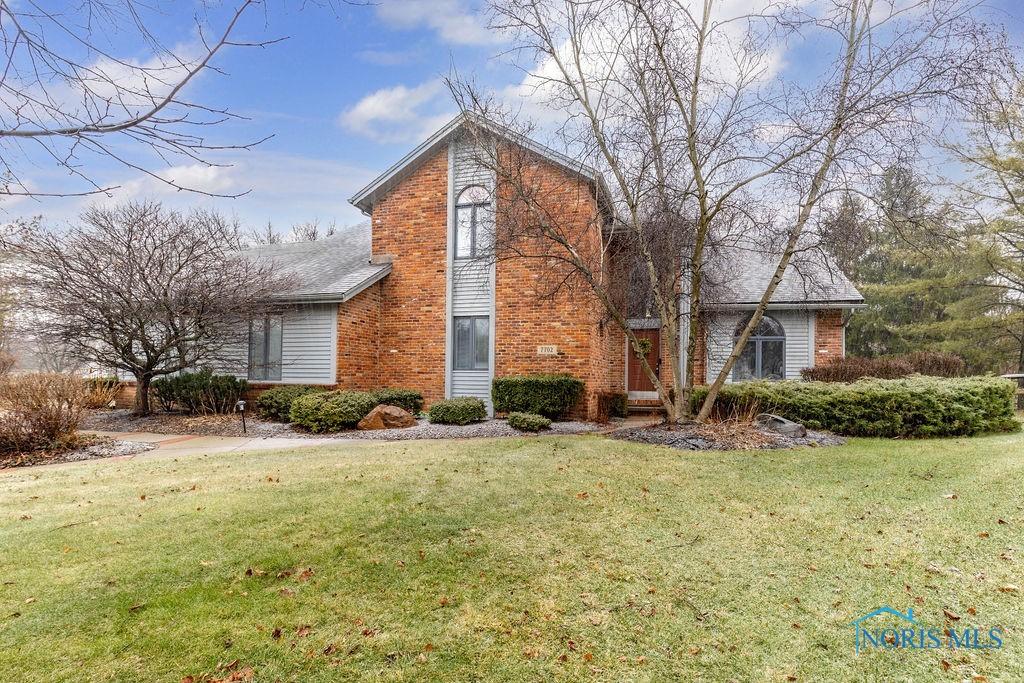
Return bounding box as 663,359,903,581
4,0,1024,234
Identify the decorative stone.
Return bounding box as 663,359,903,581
357,404,417,430
755,413,807,438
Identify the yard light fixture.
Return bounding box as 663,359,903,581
236,399,247,434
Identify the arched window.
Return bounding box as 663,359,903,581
455,185,491,259
732,314,785,381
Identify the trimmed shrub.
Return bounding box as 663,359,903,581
428,398,487,425
150,370,248,415
903,351,966,378
507,411,551,432
0,373,88,453
255,385,326,422
370,388,424,414
801,352,967,382
289,390,379,433
691,376,1020,438
597,392,629,421
492,374,585,419
801,356,913,382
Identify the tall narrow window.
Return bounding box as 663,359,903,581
453,316,489,370
454,185,491,259
249,315,283,381
732,314,785,381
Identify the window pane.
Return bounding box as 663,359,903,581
454,318,473,370
761,340,785,380
267,316,283,381
732,341,757,382
474,317,489,370
474,206,492,256
456,207,473,259
248,319,267,380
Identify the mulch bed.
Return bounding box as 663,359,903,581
609,421,845,451
1,435,157,470
81,409,598,441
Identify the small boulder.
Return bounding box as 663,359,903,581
755,413,807,438
357,404,417,430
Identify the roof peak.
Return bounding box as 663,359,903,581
348,112,608,215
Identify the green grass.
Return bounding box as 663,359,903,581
1,433,1023,682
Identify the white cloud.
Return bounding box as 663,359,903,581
373,0,498,46
338,81,455,144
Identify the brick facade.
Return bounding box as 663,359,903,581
369,147,450,406
493,159,620,419
814,309,846,364
336,282,381,391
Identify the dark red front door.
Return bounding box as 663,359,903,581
627,328,660,393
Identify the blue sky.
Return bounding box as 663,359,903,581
6,0,1024,234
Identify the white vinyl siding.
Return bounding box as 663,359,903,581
704,310,813,383
448,136,496,408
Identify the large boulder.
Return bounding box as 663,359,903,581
755,413,807,438
357,404,417,430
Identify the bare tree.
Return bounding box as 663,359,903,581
454,0,1001,422
4,201,291,414
288,218,338,242
0,0,281,200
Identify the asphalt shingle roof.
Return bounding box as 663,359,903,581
243,222,390,302
705,242,863,306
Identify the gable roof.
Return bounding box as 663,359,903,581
705,241,864,308
349,112,612,215
243,223,390,304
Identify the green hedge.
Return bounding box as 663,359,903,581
289,390,379,432
150,370,248,415
370,388,423,414
255,385,326,422
691,376,1020,438
507,411,551,432
428,398,487,425
492,374,585,419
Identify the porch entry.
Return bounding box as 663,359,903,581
627,327,661,400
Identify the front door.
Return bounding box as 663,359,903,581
627,328,660,400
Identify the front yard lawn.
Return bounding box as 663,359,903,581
1,433,1022,681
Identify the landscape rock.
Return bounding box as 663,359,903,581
755,413,807,438
357,404,417,430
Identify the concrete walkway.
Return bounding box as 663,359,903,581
81,430,341,456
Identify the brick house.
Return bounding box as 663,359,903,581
229,114,863,419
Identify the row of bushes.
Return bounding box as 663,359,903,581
151,371,248,415
801,351,966,382
691,376,1019,438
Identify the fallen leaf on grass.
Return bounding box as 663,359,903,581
296,567,314,582
941,659,951,671
967,607,977,615
24,597,35,604
998,584,1019,593
943,609,961,621
576,491,589,500
271,628,282,640
978,532,990,539
128,603,144,612
942,493,958,500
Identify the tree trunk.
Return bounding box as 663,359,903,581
133,375,152,415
